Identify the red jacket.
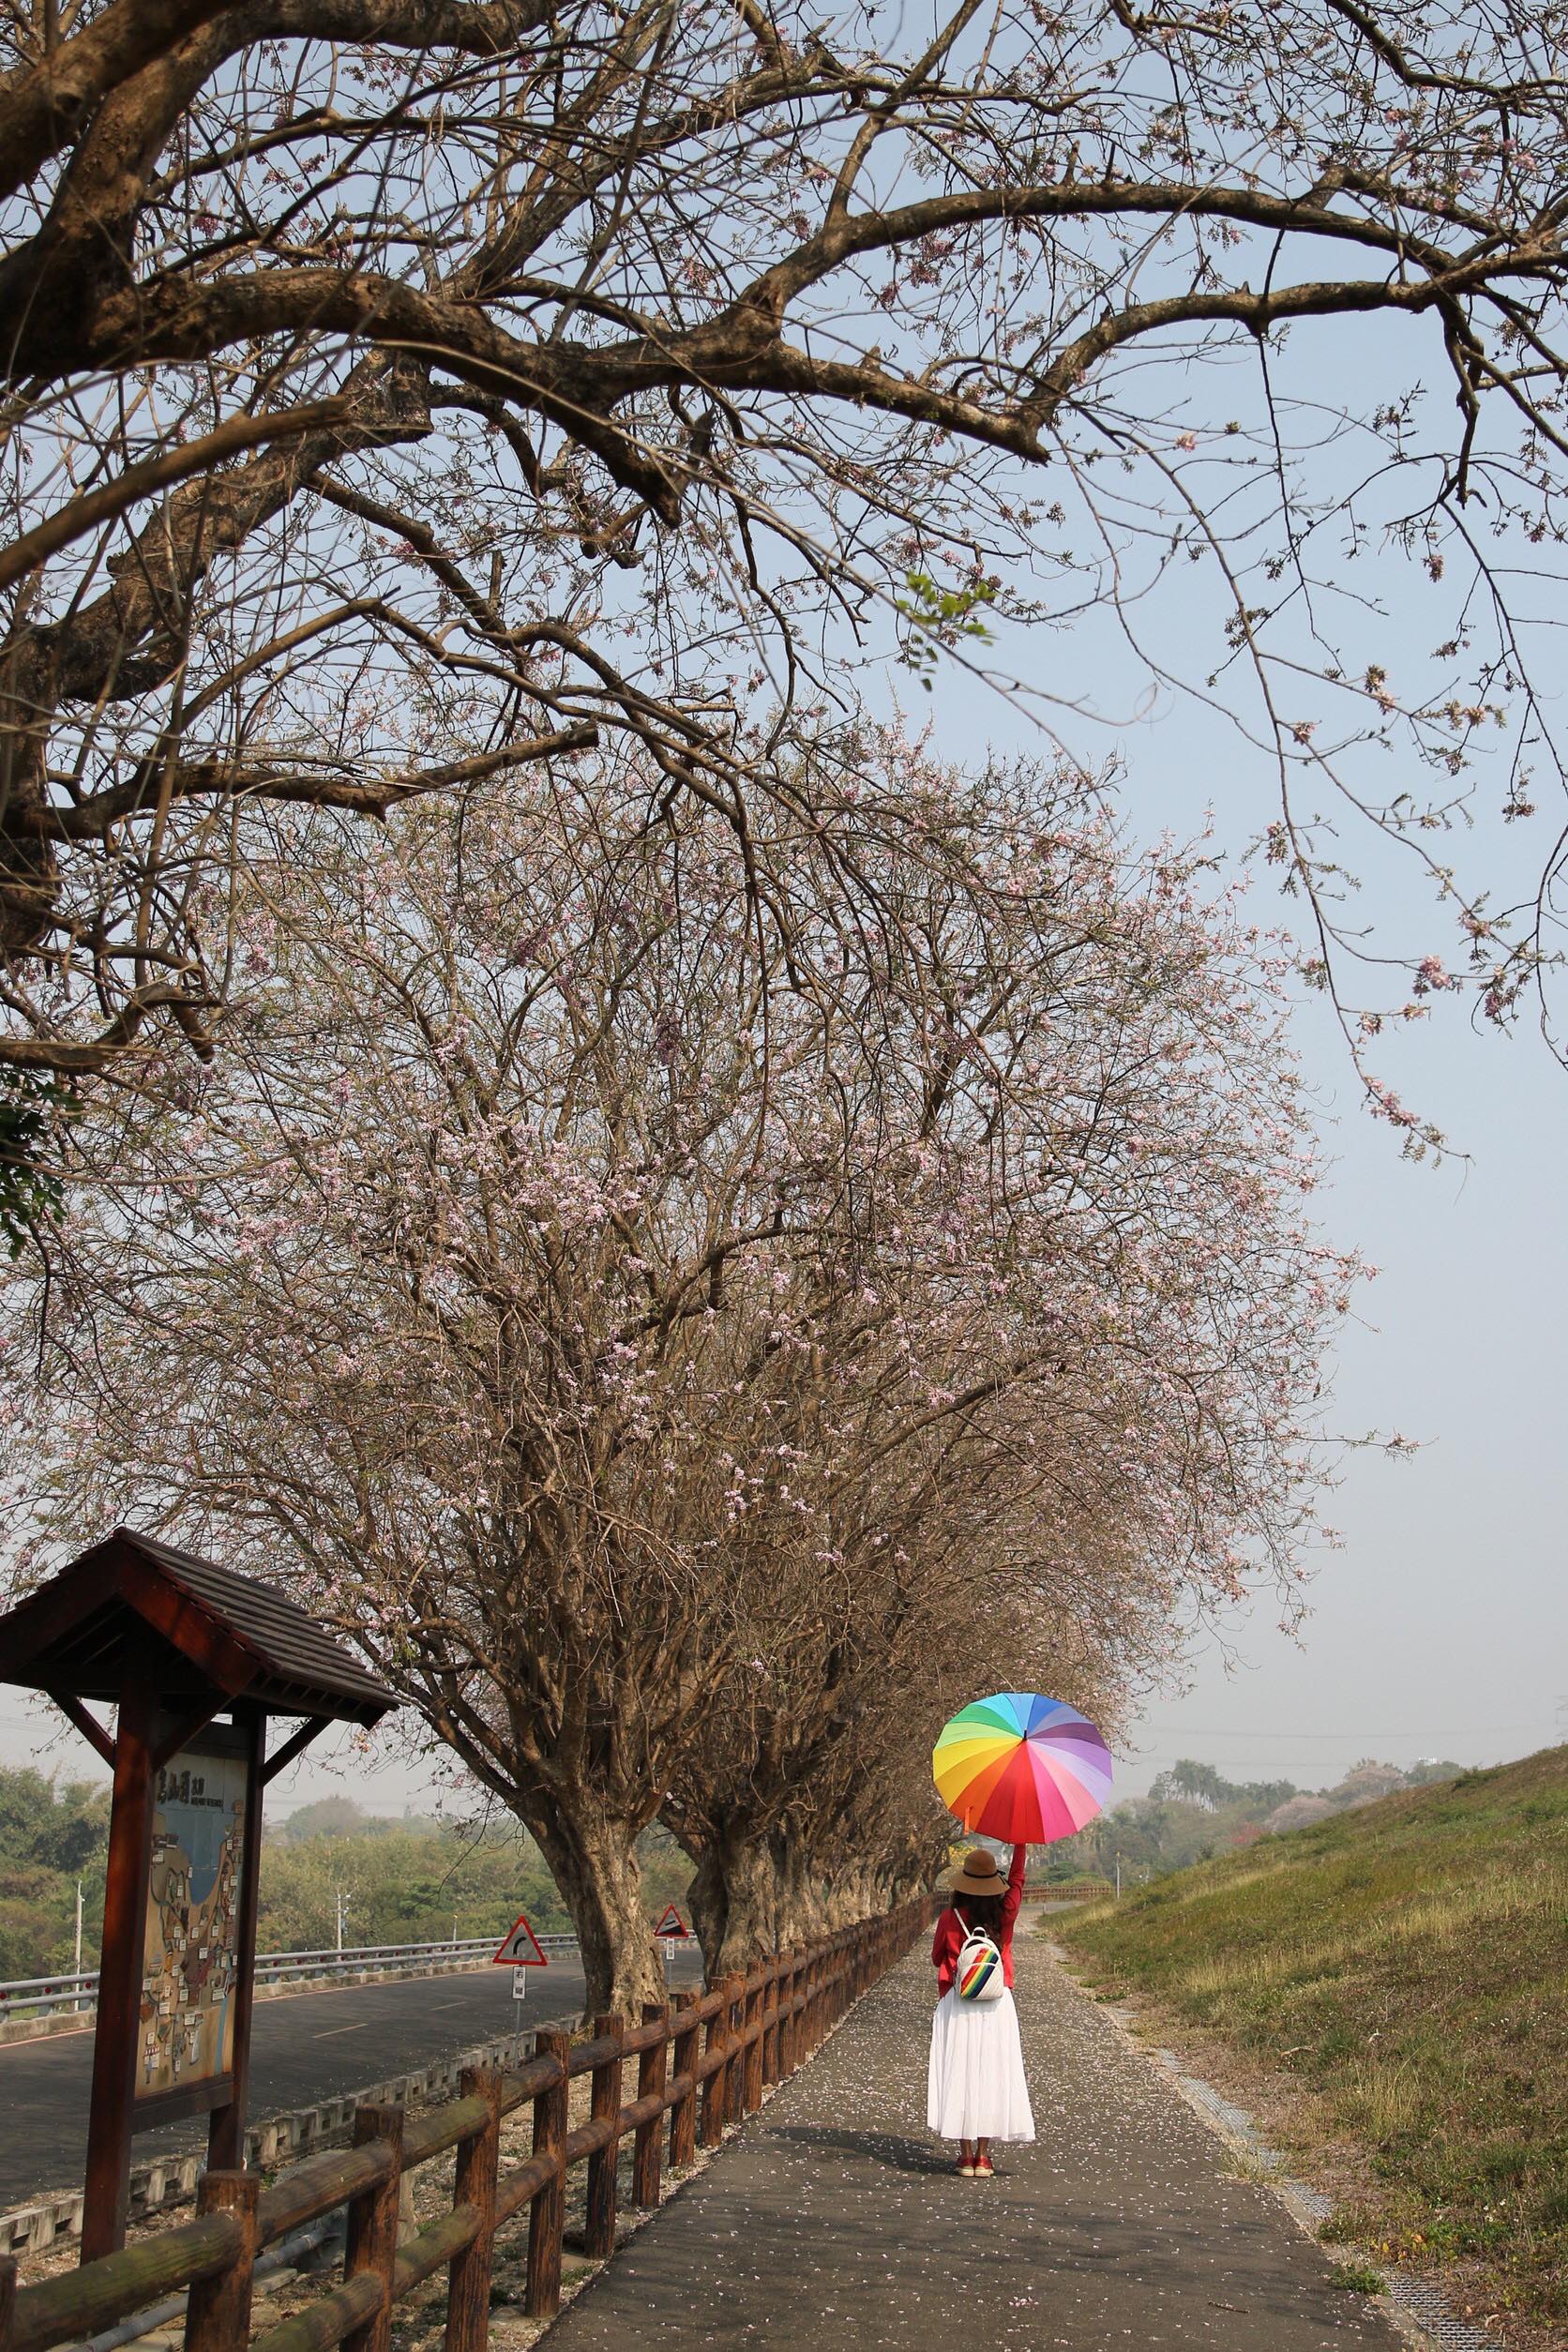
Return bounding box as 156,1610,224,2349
931,1843,1027,1995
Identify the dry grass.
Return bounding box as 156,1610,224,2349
1061,1745,1568,2340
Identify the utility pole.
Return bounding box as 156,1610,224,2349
74,1878,83,1973
335,1885,349,1954
1115,1852,1122,1899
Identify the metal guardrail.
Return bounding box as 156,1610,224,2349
0,1935,583,2022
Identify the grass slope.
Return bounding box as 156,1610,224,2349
1059,1745,1568,2333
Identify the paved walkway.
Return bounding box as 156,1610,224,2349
546,1916,1403,2350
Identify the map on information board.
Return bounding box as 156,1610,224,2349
136,1728,249,2102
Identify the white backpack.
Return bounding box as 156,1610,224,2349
955,1925,1005,2002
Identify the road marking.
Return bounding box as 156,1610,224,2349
314,2022,370,2038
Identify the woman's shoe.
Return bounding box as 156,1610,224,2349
957,2158,976,2178
974,2156,994,2178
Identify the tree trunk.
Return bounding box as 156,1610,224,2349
683,1824,779,1978
772,1832,826,1947
822,1864,875,1928
521,1801,666,2018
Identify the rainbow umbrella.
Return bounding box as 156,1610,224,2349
933,1692,1113,1843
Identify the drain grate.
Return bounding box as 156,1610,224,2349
1151,2051,1501,2351
1380,2277,1503,2352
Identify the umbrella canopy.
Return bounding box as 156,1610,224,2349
933,1692,1113,1843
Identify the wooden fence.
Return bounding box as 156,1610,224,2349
0,1902,927,2352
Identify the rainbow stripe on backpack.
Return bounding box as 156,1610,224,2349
957,1935,1001,2001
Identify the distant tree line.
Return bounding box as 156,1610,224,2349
1049,1756,1467,1884
0,1773,689,1976
0,1768,109,1979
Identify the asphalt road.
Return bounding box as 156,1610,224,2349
0,1950,704,2209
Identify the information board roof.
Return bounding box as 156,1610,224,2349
0,1527,395,1726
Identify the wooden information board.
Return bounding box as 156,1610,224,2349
136,1724,251,2116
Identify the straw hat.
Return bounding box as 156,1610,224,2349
943,1847,1007,1900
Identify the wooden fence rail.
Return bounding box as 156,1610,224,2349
0,1902,928,2352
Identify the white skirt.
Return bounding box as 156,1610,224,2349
927,1985,1035,2143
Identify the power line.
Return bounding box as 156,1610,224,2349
1133,1719,1560,1741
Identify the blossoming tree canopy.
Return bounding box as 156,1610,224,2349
10,746,1359,2010
4,0,1568,1098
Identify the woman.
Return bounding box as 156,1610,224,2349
927,1843,1035,2176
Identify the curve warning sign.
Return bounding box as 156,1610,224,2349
492,1912,548,1966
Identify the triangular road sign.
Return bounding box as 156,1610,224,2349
652,1904,689,1939
491,1911,548,1966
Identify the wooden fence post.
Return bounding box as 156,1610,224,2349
780,1948,796,2073
633,2002,668,2210
670,1992,700,2170
183,2171,257,2352
743,1975,763,2116
783,1946,803,2073
444,2064,501,2352
699,1990,725,2149
722,1973,746,2128
761,1953,780,2087
525,2029,570,2320
343,2104,403,2352
583,2014,625,2259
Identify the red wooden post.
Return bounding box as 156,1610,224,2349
583,2014,625,2259
669,1993,700,2170
743,1977,763,2115
784,1946,803,2073
183,2172,257,2352
722,1973,746,2128
776,1949,792,2075
444,2065,502,2352
525,2028,569,2319
699,1990,725,2150
632,2002,668,2210
761,1953,780,2087
207,1710,264,2171
81,1673,158,2262
343,2104,403,2352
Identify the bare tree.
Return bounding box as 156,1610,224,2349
6,738,1354,2002
5,0,1568,1112
663,1447,1148,1968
